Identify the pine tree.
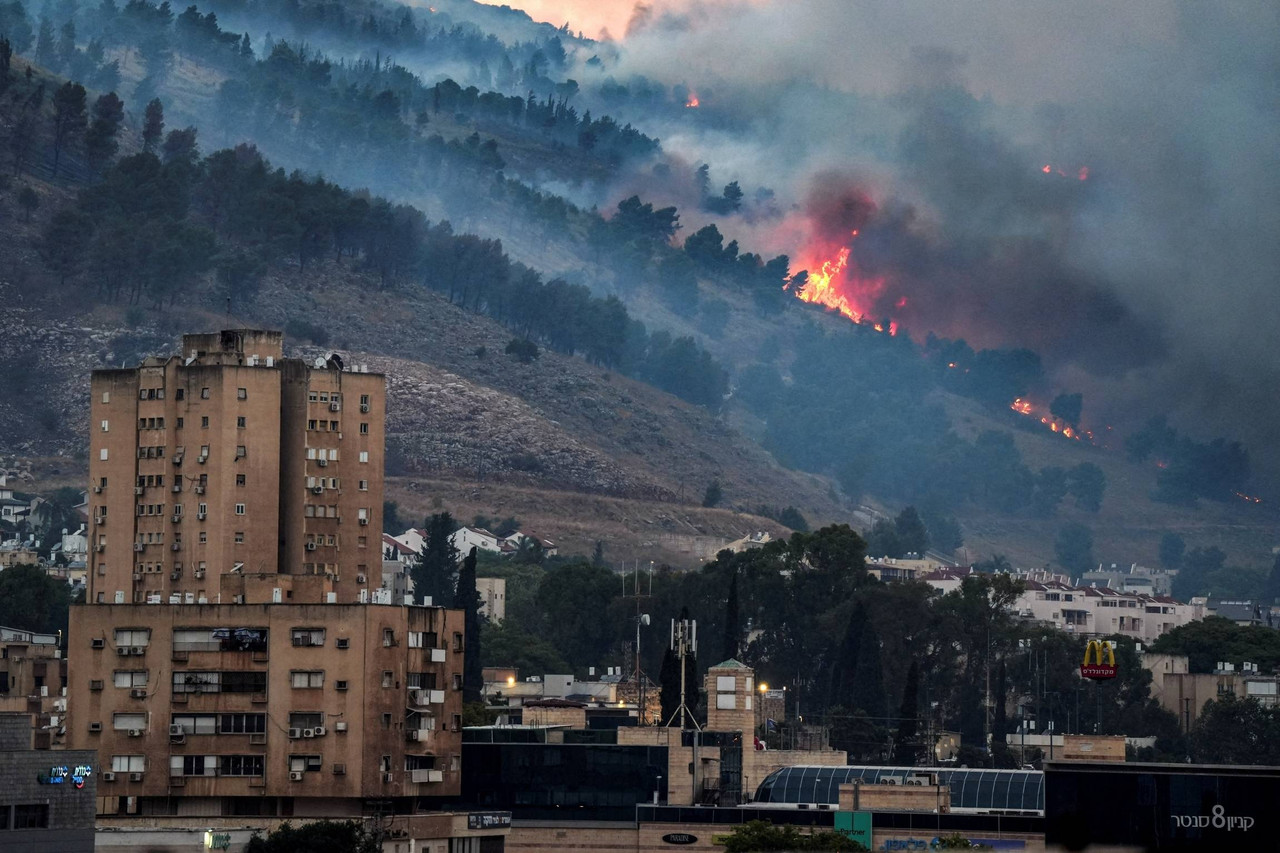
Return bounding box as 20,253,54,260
721,570,740,662
455,547,483,704
84,91,124,173
892,660,921,765
852,615,887,720
50,81,87,177
34,17,56,69
142,97,164,153
829,603,863,710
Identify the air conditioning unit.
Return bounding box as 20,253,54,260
130,688,147,699
93,485,103,494
196,513,206,521
128,728,143,737
197,455,207,464
96,517,106,525
313,726,326,737
194,486,205,495
102,772,116,782
317,458,328,467
333,764,346,775
306,542,317,551
89,722,103,732
356,574,366,584
288,728,302,740
360,404,370,413
132,572,143,581
134,487,144,496
406,730,420,742
289,771,304,782
95,545,105,553
383,772,394,783
172,456,183,466
172,515,181,523
117,647,131,657
134,544,145,552
194,569,205,579
302,728,316,738
169,724,184,736
130,647,146,656
130,772,144,782
311,486,324,494
171,544,181,552
249,733,266,745
359,518,368,526
329,402,341,412
170,572,180,581
172,484,181,493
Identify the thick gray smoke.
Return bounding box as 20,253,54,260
588,0,1280,482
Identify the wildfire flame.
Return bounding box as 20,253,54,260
1009,398,1093,443
789,234,895,334
1234,491,1264,505
685,94,700,108
1041,163,1089,181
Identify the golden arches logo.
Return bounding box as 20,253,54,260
1080,640,1117,679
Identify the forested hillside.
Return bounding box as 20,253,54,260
1,0,1276,583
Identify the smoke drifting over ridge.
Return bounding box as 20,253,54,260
494,1,1280,480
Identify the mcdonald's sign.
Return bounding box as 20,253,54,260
1081,640,1117,680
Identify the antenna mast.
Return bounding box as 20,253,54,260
665,616,701,731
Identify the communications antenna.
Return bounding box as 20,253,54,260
665,616,701,731
623,561,654,723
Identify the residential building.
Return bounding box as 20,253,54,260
503,530,557,558
67,602,465,819
0,626,67,749
86,329,385,605
0,712,96,852
450,526,506,556
476,576,506,623
1143,652,1280,731
67,329,476,834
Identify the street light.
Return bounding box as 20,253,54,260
758,682,769,693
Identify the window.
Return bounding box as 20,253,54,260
173,627,268,652
113,713,147,731
234,532,245,544
408,632,424,649
309,392,318,402
336,638,349,650
236,445,246,459
289,712,323,729
290,671,325,689
408,672,436,690
452,673,463,691
319,393,329,402
176,417,184,429
236,474,246,486
220,755,264,776
171,714,217,735
381,713,392,729
201,416,209,428
291,628,325,647
102,391,111,403
199,532,207,544
330,420,338,431
170,755,216,777
288,755,323,773
359,422,369,434
383,629,396,647
235,504,246,515
308,419,317,431
100,448,108,461
110,755,146,773
101,419,109,432
453,632,463,652
328,449,338,461
237,416,246,428
175,389,184,401
198,502,207,515
220,713,266,734
114,670,148,688
115,628,151,648
12,804,50,829
359,451,369,463
382,671,393,688
237,388,247,400
360,394,369,406
200,388,210,399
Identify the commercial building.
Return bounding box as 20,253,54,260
1144,652,1280,731
0,712,96,852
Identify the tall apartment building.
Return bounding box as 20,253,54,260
69,330,469,822
87,329,384,603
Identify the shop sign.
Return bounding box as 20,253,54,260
37,764,93,788
662,832,698,844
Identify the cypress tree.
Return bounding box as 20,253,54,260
721,570,740,662
455,546,483,704
892,660,921,765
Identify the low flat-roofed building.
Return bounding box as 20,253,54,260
0,712,96,852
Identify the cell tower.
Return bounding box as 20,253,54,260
665,616,701,731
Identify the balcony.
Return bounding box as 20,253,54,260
411,769,444,784
410,689,446,706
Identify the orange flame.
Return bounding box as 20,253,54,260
790,236,895,334
685,94,700,108
1010,398,1092,442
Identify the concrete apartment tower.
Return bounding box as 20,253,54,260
68,330,467,823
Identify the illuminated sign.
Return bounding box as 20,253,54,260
1081,639,1117,680
467,812,512,830
205,830,232,849
37,764,93,788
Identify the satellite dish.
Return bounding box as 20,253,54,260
640,614,651,626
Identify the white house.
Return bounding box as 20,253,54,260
450,526,507,556
502,530,558,558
